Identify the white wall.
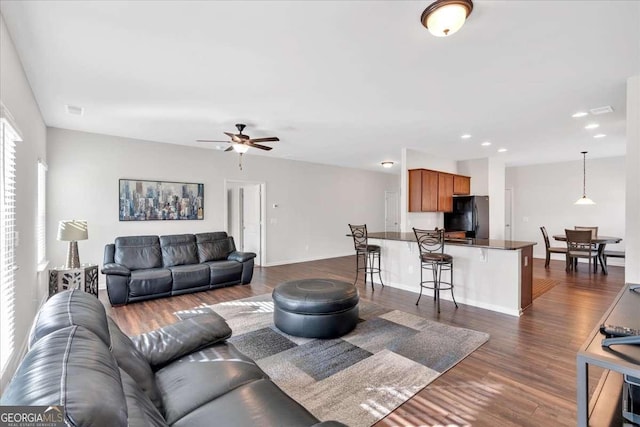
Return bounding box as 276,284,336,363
488,157,506,240
626,75,640,284
0,14,47,391
400,148,457,232
46,127,400,270
506,156,626,263
457,158,489,195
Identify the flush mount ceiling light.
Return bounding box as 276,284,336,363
381,161,394,168
420,0,473,37
575,151,595,205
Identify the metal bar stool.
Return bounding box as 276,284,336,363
413,228,457,313
348,224,384,290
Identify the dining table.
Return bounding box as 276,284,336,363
552,234,623,275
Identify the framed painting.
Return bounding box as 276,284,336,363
119,179,204,221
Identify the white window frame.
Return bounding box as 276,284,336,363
0,103,22,373
37,159,48,271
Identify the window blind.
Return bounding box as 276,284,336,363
0,107,21,372
37,159,47,269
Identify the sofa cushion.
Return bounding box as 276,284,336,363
160,234,199,267
119,369,169,427
115,236,162,270
168,264,210,292
107,317,164,413
195,232,233,262
28,289,111,349
155,342,268,425
204,260,243,286
129,268,173,298
170,378,319,427
0,326,128,427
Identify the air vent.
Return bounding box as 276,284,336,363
66,105,84,116
589,106,614,115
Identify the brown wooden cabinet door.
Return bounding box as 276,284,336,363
453,175,471,195
408,169,423,212
438,173,454,212
421,170,438,212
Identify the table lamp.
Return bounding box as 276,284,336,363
57,220,88,269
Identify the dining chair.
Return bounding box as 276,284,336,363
348,224,384,290
540,226,567,269
565,229,598,273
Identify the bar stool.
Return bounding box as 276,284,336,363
348,224,384,290
413,228,457,313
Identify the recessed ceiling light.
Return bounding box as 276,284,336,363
481,141,491,146
66,105,84,116
461,134,472,139
381,161,394,168
572,111,588,118
497,148,507,153
593,134,606,139
585,123,599,130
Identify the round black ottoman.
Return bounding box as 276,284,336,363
272,278,359,339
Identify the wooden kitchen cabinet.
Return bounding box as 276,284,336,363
437,173,454,212
453,175,471,195
408,169,438,212
409,169,470,212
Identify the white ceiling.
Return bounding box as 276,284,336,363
1,1,639,172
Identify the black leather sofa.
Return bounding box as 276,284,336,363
1,290,346,427
102,232,255,306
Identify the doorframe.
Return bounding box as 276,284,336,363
505,187,514,241
223,179,266,266
384,190,399,232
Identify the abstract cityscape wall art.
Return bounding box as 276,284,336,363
119,179,204,221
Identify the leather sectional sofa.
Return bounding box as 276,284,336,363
102,232,255,306
1,290,346,427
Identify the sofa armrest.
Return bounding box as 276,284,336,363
101,263,131,276
228,251,256,263
131,313,232,370
312,422,350,427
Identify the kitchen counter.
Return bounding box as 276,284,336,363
367,231,536,251
357,232,537,316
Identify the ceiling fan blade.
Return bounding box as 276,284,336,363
224,132,242,143
224,146,234,152
249,137,279,143
247,142,273,151
197,139,230,143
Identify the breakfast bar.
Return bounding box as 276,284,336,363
365,232,536,317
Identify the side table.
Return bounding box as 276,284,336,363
48,264,99,298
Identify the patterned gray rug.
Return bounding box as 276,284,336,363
176,294,489,427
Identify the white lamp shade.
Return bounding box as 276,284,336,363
575,196,596,206
57,220,88,241
232,143,249,154
425,3,470,37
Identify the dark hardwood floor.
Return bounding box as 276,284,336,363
101,256,625,426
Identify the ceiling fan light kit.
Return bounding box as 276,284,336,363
575,151,595,205
421,0,473,37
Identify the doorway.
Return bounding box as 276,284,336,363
505,188,513,241
385,191,399,232
225,180,266,266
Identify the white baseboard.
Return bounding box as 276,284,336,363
263,252,353,267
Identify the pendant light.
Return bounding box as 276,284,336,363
420,0,473,37
575,151,595,205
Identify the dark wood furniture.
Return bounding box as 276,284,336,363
553,234,623,275
565,229,599,273
577,284,640,426
604,250,626,267
408,169,471,213
540,226,567,269
348,224,384,290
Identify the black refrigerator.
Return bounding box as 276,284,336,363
444,196,490,239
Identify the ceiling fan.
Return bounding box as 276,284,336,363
197,123,279,152
197,124,279,170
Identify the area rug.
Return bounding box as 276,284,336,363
175,294,489,427
532,278,559,299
